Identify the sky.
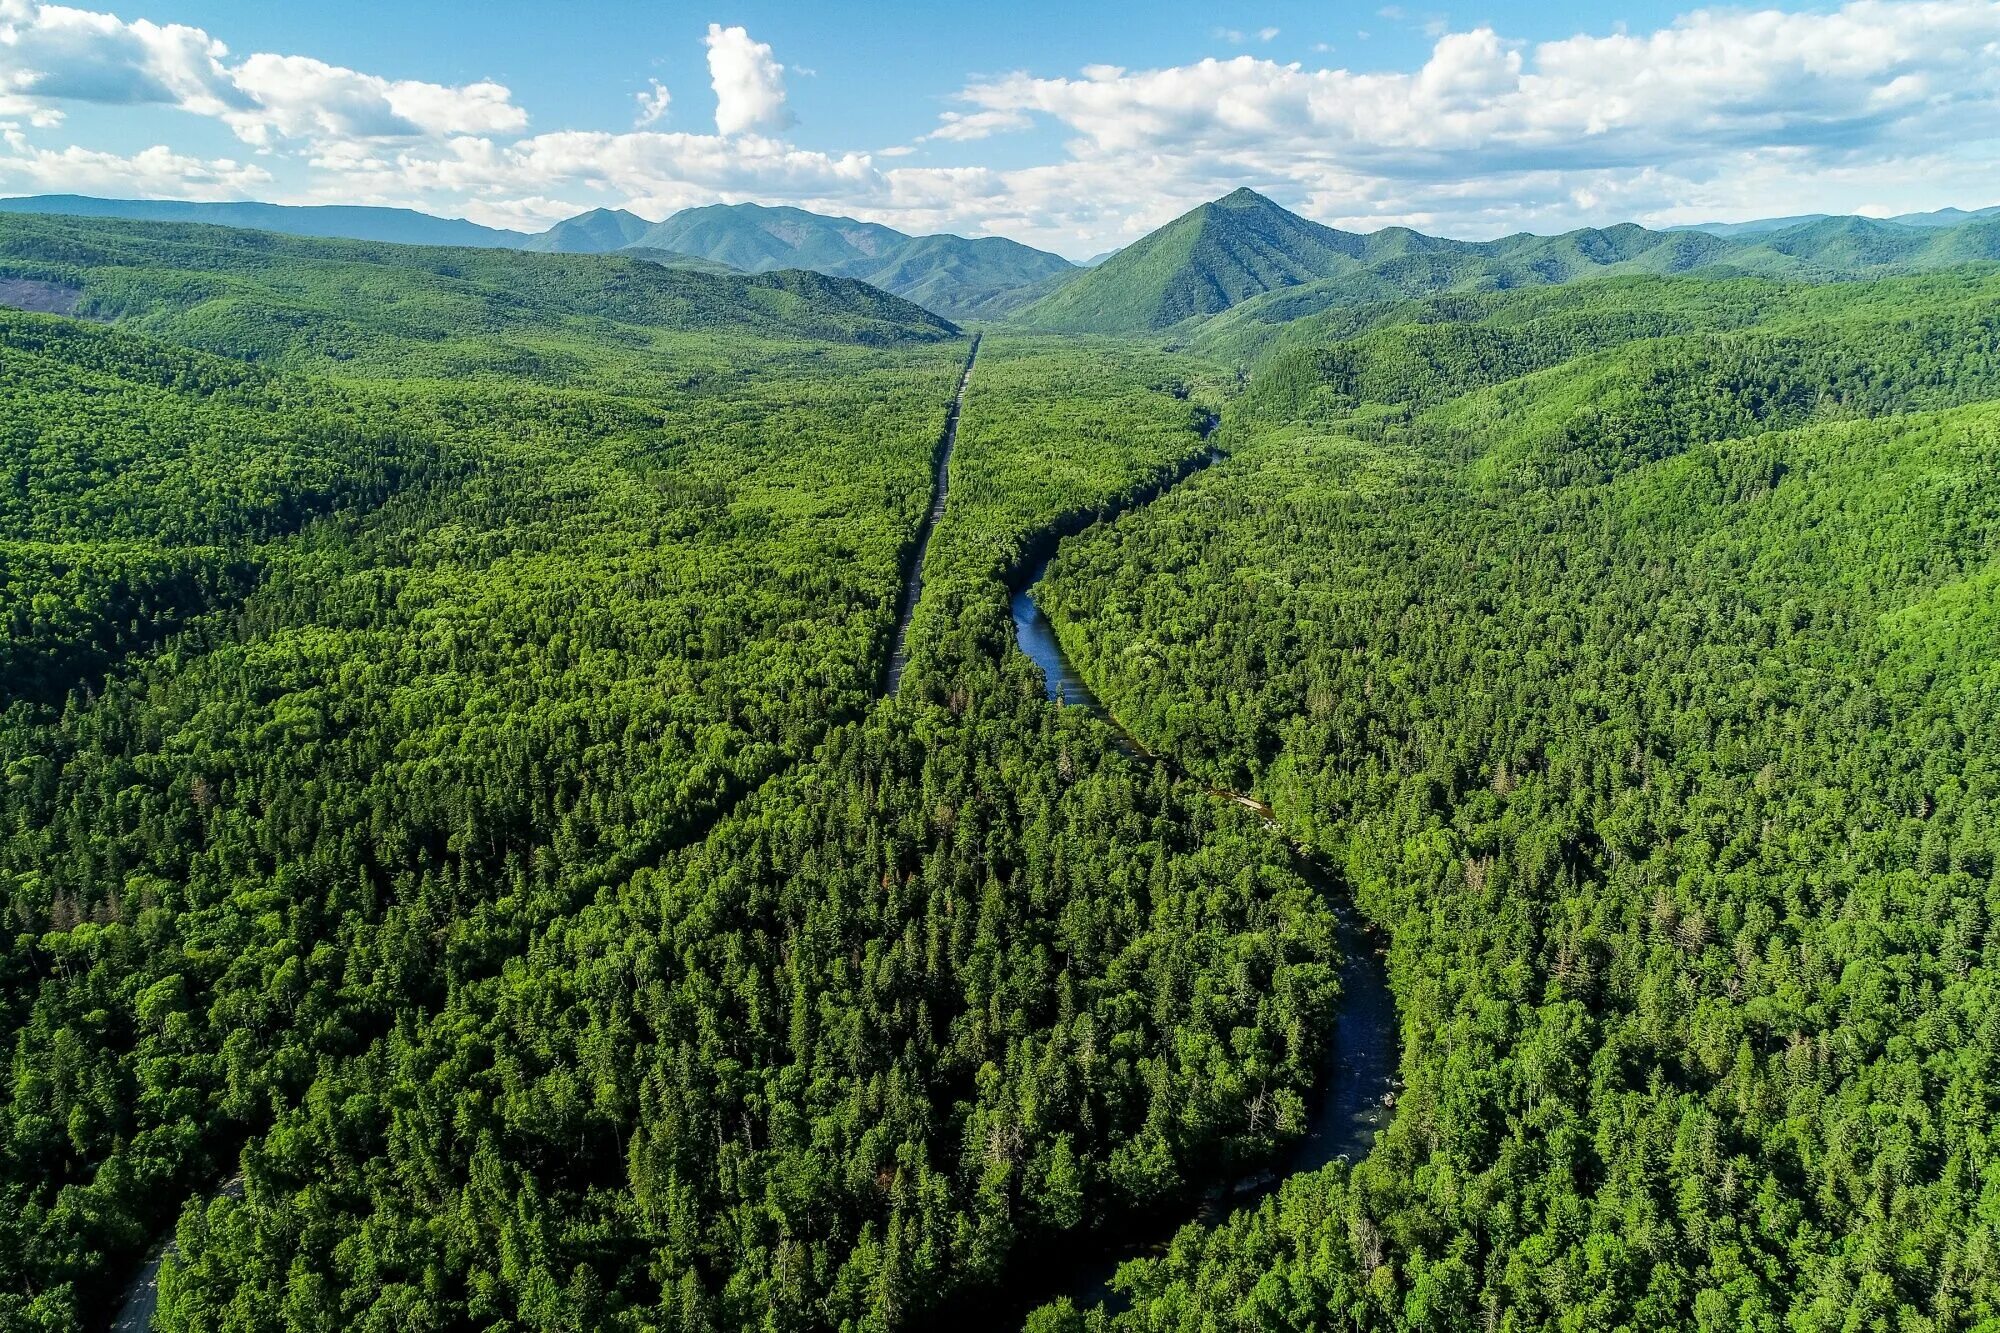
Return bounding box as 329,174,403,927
1,0,1997,258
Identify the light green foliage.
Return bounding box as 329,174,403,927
1014,188,2000,338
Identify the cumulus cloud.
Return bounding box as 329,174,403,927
705,23,791,136
922,108,1031,142
907,0,2000,245
954,2,2000,175
634,78,670,127
225,54,524,144
4,0,2000,257
0,0,524,145
0,137,271,195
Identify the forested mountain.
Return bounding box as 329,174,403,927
623,203,1078,320
0,195,532,248
1012,188,1383,332
519,206,656,253
28,191,2000,336
1014,187,2000,336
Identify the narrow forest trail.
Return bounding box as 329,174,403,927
108,1174,243,1333
884,333,980,695
1002,442,1400,1320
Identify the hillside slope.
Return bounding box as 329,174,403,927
1027,263,2000,1332
628,202,1076,320
0,194,530,248
0,213,959,370
1013,188,1379,332
1019,190,2000,338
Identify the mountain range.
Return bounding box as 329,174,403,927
1669,202,2000,237
8,190,2000,335
1010,188,2000,337
0,194,529,248
0,194,1074,322
548,203,1077,320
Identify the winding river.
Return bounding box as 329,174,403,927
999,475,1400,1319
107,355,1396,1331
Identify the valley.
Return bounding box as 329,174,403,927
2,181,1998,1333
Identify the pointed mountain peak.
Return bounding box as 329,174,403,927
569,206,648,224
1214,186,1280,209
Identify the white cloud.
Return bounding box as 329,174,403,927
922,108,1031,142
0,1,524,146
0,139,271,195
4,0,2000,258
942,0,2000,222
0,3,241,112
705,23,791,136
634,78,670,127
225,54,524,144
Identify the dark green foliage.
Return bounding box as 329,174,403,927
139,334,1338,1332
1027,268,2000,1330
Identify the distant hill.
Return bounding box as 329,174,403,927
1673,203,2000,237
641,203,906,273
522,207,656,253
0,213,960,362
0,194,531,248
1017,189,2000,338
592,203,1076,321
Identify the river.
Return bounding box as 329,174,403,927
884,333,979,695
105,357,1394,1332
1000,492,1399,1319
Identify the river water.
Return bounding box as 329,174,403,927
1005,540,1399,1316
107,361,1393,1332
884,334,979,695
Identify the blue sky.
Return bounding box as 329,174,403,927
2,0,1996,256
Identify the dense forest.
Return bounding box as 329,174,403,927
1028,271,2000,1330
0,218,1338,1331
5,198,2000,1333
145,332,1340,1331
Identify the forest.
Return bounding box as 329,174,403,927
1027,269,2000,1331
2,204,1998,1333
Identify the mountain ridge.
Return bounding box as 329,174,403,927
0,194,532,248
15,191,2000,336
1011,189,2000,335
